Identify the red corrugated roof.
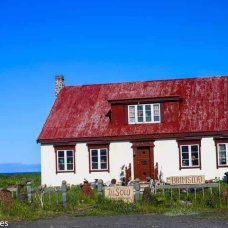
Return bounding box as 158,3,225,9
38,76,228,142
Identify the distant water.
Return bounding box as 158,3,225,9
0,163,41,174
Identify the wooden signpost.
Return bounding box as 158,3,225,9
104,186,134,203
167,175,205,185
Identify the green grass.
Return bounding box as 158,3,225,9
0,173,228,221
0,173,41,188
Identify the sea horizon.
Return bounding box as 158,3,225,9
0,163,41,174
0,171,41,175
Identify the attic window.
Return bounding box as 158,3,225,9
128,104,160,124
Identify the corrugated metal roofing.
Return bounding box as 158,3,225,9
38,76,228,142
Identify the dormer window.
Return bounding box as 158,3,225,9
128,103,160,124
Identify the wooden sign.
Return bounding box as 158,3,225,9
167,175,205,185
104,186,134,203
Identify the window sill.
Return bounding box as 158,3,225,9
180,166,201,170
89,169,109,173
217,165,228,168
128,122,161,125
56,170,75,174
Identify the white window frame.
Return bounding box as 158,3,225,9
57,150,74,172
128,103,161,124
180,144,200,168
217,143,228,166
90,148,108,171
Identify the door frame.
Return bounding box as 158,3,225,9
132,141,155,180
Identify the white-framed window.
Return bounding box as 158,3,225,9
180,145,200,168
57,150,74,172
90,148,108,171
128,103,160,124
217,143,228,166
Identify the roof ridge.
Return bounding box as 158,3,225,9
64,75,227,88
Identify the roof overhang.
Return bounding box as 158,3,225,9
37,130,228,145
108,96,182,105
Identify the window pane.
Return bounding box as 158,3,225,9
92,156,98,162
137,105,143,111
182,153,189,159
129,117,135,123
67,151,73,157
153,104,160,116
181,146,189,153
67,157,73,164
219,144,226,151
191,145,198,152
145,105,151,111
191,146,199,166
91,150,98,156
191,152,199,159
100,149,107,156
219,157,227,165
58,158,64,164
192,158,199,166
100,156,107,162
129,106,135,117
67,164,73,170
154,116,160,122
145,105,152,122
218,144,227,165
219,151,226,158
58,151,64,157
58,164,65,170
138,117,143,122
129,106,135,123
137,105,143,122
182,160,189,166
92,163,98,169
101,163,107,169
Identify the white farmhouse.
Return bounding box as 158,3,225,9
37,76,228,186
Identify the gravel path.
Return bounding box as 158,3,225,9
9,213,228,228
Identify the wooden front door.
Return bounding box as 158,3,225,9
134,146,154,181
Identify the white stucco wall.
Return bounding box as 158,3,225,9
41,142,133,186
41,137,227,186
154,137,227,181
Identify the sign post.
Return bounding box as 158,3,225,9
104,186,134,203
167,175,205,185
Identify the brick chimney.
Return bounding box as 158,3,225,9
55,75,64,97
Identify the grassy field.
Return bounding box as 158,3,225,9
0,173,227,221
0,173,41,188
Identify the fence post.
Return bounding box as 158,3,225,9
134,179,140,202
16,182,19,198
97,179,103,200
61,180,67,208
26,181,32,202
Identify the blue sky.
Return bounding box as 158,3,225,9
0,0,228,169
